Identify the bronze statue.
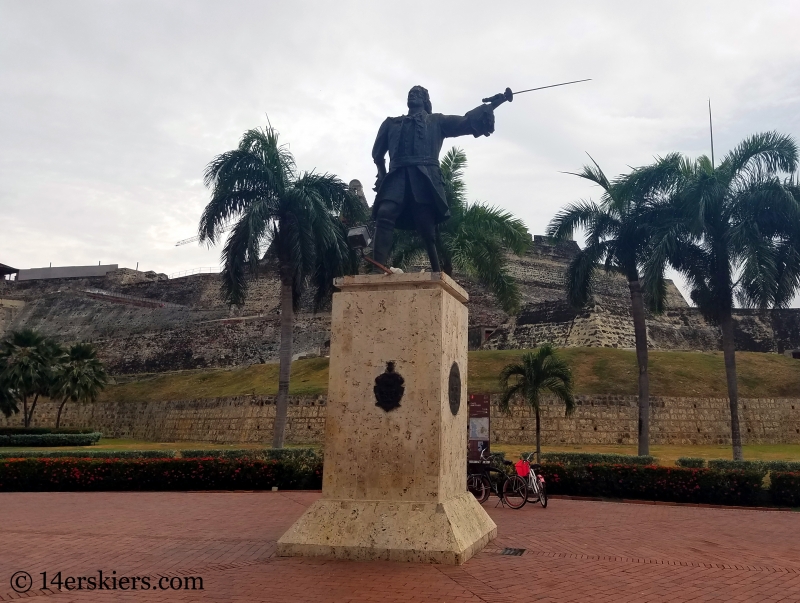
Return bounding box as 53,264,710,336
369,80,590,272
370,86,499,272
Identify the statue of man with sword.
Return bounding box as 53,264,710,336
369,80,589,272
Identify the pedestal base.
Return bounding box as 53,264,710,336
276,492,496,565
277,273,494,565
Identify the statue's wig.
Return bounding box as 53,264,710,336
409,85,432,114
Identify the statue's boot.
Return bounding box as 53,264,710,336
372,218,394,269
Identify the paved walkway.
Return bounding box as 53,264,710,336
0,492,798,602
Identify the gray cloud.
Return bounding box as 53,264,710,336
1,1,799,304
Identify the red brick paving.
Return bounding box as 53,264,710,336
0,491,798,602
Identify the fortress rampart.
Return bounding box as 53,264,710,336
2,236,800,375
3,393,798,447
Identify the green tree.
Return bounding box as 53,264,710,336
52,343,108,428
0,329,62,428
644,132,800,460
0,380,16,419
199,126,365,448
547,155,679,455
499,344,575,462
390,148,529,314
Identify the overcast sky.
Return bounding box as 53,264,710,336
2,1,799,305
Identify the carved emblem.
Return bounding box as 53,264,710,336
374,361,404,412
448,362,461,416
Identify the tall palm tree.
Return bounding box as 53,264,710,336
547,155,679,455
499,344,575,462
0,329,60,428
199,126,365,448
644,132,800,460
52,343,108,428
390,148,529,314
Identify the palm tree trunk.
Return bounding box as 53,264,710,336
22,396,28,428
535,406,541,463
720,311,743,460
272,270,294,449
56,397,69,429
628,279,650,456
27,394,39,428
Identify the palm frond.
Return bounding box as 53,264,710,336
546,200,602,241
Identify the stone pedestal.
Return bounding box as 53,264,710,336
277,273,496,564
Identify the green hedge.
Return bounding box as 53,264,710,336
536,452,657,466
0,449,178,459
0,433,102,447
0,427,97,435
180,448,321,475
539,463,764,506
676,457,706,468
0,457,322,491
706,459,800,476
770,472,800,507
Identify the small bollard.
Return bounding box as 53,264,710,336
272,486,279,492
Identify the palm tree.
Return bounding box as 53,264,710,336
499,344,575,462
0,329,60,428
0,380,16,419
199,126,365,448
52,343,108,428
547,155,679,455
390,148,529,314
644,132,800,460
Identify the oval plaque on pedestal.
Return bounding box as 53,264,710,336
448,362,461,416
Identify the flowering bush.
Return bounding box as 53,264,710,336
769,471,800,507
0,456,323,492
539,463,764,506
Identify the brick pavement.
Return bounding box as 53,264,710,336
0,491,798,602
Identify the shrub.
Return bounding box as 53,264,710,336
769,471,800,507
0,433,102,447
0,456,323,492
0,428,97,435
676,457,706,468
765,461,800,473
179,448,321,475
0,449,178,459
539,463,763,506
707,459,769,477
538,452,656,466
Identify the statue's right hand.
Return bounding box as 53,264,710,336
373,174,385,192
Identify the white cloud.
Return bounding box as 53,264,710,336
1,0,799,303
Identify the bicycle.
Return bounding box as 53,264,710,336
515,452,548,508
467,449,527,509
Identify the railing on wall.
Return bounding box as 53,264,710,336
168,267,221,279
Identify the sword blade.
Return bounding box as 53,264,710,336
514,79,592,95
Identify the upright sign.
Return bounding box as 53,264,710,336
468,393,491,462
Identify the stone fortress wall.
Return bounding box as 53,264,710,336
2,235,800,377
4,393,798,447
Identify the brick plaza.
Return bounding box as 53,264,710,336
1,492,798,602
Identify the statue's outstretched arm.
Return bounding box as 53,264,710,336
440,105,495,139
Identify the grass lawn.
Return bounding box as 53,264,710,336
101,347,800,404
493,443,800,466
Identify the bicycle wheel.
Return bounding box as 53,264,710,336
502,475,527,509
539,481,548,508
467,474,489,504
525,476,541,503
